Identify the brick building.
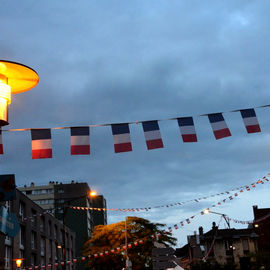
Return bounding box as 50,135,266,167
0,189,76,270
19,181,107,264
253,205,270,251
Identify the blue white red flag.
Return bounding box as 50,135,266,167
0,128,3,154
208,113,231,139
70,127,90,155
31,129,52,159
177,117,197,142
240,109,261,133
142,121,164,150
111,124,132,153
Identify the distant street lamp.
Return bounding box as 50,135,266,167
203,209,230,228
0,60,39,127
89,190,97,197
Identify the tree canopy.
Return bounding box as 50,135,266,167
83,216,177,270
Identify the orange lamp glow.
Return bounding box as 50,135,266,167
0,60,39,126
15,259,23,268
89,191,97,197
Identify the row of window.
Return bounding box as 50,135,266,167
34,199,54,205
22,188,65,195
4,243,73,270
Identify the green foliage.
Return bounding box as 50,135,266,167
83,216,177,270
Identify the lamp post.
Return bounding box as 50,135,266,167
124,217,132,270
203,209,230,228
0,60,39,127
0,61,38,268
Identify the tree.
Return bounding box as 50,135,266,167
83,216,177,270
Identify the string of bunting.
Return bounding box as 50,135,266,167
19,234,156,270
67,174,269,212
0,105,269,158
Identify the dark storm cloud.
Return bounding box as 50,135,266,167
1,0,270,243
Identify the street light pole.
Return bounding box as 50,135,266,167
125,216,128,268
203,209,230,228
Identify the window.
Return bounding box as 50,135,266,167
31,231,36,249
41,257,45,267
31,254,36,266
20,226,25,249
48,220,52,236
225,241,234,256
5,201,10,212
48,240,52,260
19,202,26,220
5,235,11,246
41,237,46,256
54,243,58,261
4,246,12,270
19,250,25,267
54,225,58,240
40,216,45,232
31,210,37,227
58,189,64,193
26,190,32,195
242,239,250,254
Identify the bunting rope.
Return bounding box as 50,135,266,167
18,174,268,224
0,104,269,157
66,174,269,212
2,104,269,132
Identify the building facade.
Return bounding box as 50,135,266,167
0,189,76,270
253,205,270,251
19,181,107,259
187,223,258,267
92,195,107,227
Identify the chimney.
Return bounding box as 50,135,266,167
212,222,218,233
199,226,203,236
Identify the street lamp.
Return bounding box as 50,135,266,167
0,60,39,127
89,190,97,197
123,217,132,270
203,209,230,228
15,258,23,270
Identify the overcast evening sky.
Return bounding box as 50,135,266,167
1,0,270,246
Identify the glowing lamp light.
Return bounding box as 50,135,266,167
15,259,23,268
89,190,97,197
203,209,210,214
0,60,39,126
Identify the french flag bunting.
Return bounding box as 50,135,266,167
31,129,52,159
240,109,261,133
208,113,231,140
111,124,132,153
177,117,197,142
142,121,164,150
70,127,90,155
0,128,3,154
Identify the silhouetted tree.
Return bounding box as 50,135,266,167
83,216,176,270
